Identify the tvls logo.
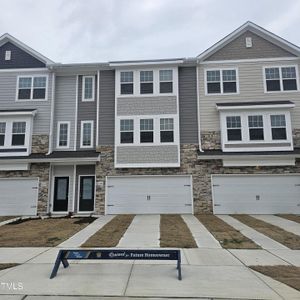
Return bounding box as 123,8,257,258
0,282,23,291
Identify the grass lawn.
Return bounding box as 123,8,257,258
196,215,260,249
0,217,95,247
0,264,18,271
82,215,135,247
277,214,300,224
160,215,197,248
0,216,18,223
233,215,300,250
251,265,300,291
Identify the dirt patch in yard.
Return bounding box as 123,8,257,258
195,215,260,249
233,215,300,250
82,215,135,247
0,216,18,223
160,215,197,248
277,214,300,224
0,217,95,247
251,266,300,291
0,264,18,271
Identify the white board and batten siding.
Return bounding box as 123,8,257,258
0,178,39,216
212,174,300,214
106,175,193,214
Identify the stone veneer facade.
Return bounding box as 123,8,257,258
0,163,50,214
201,131,221,150
95,145,300,214
31,135,49,154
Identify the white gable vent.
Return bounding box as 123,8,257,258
245,37,252,48
5,50,11,61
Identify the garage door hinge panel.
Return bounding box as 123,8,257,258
184,184,191,187
107,185,114,188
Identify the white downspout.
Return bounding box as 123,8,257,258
196,60,204,152
47,71,55,155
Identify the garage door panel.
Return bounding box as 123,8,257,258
106,176,192,214
213,175,300,214
0,179,38,216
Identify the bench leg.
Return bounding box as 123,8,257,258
50,250,64,279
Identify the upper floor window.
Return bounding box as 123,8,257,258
12,122,26,146
120,119,134,143
248,115,264,140
226,116,241,141
82,76,95,101
120,71,133,95
0,122,6,146
206,69,237,94
271,115,287,140
57,122,70,148
265,66,298,92
159,70,173,93
160,118,174,142
17,76,47,100
140,71,153,94
140,119,153,142
81,121,93,148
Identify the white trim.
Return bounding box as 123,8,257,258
196,66,203,151
216,103,295,111
80,120,94,148
56,121,71,149
204,67,239,96
115,162,180,168
47,165,53,214
200,57,300,65
16,74,49,102
0,68,49,73
72,164,76,213
96,71,100,147
0,110,36,116
51,175,70,213
0,157,99,164
109,60,184,67
82,75,95,102
74,75,79,151
222,157,295,167
77,174,96,213
47,72,55,155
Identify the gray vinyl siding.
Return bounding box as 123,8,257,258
117,96,177,116
77,75,97,150
74,165,96,213
178,67,198,144
0,70,52,134
205,31,296,61
198,59,300,131
54,76,77,150
0,42,46,69
116,145,178,164
52,165,74,212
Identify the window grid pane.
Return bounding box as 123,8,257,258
160,118,174,130
120,119,134,132
207,70,220,82
19,77,32,88
84,77,93,99
0,122,6,134
248,115,263,128
120,71,133,83
140,71,153,82
271,115,286,127
222,70,236,81
159,70,173,81
226,116,241,128
59,123,68,146
281,67,296,79
140,119,153,131
33,77,46,88
12,122,26,134
265,68,280,80
82,123,92,145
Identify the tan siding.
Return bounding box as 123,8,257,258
199,59,300,131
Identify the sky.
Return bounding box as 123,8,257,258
0,0,299,63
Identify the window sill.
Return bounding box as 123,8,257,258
16,98,48,102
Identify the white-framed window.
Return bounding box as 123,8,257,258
264,66,298,92
0,122,6,146
120,71,134,95
80,121,94,148
12,122,26,146
57,122,70,148
206,68,238,94
120,119,134,144
160,118,174,142
159,70,173,93
140,119,154,143
82,76,95,101
226,116,242,141
140,71,153,94
5,50,11,61
17,75,47,100
248,115,264,141
271,114,287,140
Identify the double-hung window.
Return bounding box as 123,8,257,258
18,76,47,100
12,122,26,146
271,115,287,140
206,69,237,94
120,119,134,143
82,76,95,101
140,119,153,143
0,122,6,146
140,71,153,94
57,122,70,148
159,70,173,93
81,121,93,147
120,71,134,95
248,115,264,140
160,118,174,142
226,116,242,141
265,66,298,92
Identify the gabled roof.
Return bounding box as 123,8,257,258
0,33,54,65
197,21,300,61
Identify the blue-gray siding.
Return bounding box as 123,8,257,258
99,70,115,145
178,67,198,144
0,42,46,69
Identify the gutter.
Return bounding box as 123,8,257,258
197,153,300,160
0,156,101,164
196,60,203,152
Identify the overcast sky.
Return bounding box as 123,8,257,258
0,0,299,63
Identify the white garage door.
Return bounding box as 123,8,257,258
106,176,193,214
212,175,300,214
0,178,39,216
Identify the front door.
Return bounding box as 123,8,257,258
53,177,69,212
79,176,95,212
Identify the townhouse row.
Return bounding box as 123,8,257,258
0,21,300,216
